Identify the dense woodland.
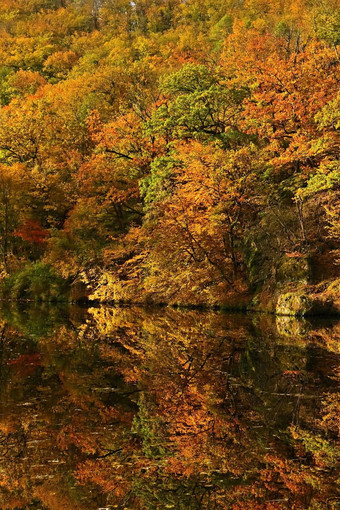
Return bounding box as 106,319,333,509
0,0,339,309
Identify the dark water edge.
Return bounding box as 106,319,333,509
0,302,338,509
3,295,340,319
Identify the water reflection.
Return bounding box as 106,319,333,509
0,304,338,509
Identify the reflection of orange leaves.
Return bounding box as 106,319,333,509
121,366,141,384
233,503,281,510
0,493,29,509
34,481,83,510
285,252,304,258
76,459,130,494
8,353,42,377
99,406,133,426
282,370,301,378
264,454,311,496
57,424,98,454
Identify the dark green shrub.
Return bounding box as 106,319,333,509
1,262,69,302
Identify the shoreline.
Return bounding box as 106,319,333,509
1,296,340,318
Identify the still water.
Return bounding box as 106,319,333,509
0,304,338,509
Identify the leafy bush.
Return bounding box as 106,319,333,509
1,262,69,302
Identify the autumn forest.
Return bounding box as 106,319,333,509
0,2,339,509
0,0,339,312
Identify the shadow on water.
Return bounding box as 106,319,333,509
0,303,338,509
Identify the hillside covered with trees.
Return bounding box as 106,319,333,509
0,0,339,313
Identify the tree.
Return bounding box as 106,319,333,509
0,164,28,272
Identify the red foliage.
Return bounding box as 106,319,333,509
14,220,48,244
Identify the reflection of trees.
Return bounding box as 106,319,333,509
0,306,337,509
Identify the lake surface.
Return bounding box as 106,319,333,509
0,303,338,509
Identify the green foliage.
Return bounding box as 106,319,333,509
314,5,340,45
161,64,217,94
140,155,179,208
291,427,340,468
132,393,170,459
148,64,248,146
210,14,234,44
0,66,14,106
1,262,68,302
0,300,72,338
302,162,340,198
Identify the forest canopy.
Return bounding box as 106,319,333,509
0,0,339,310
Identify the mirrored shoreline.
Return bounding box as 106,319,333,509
0,303,338,509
